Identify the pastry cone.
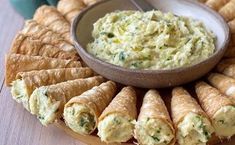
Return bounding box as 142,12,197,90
33,5,72,43
195,82,235,138
219,0,235,21
224,46,235,57
229,19,235,33
11,67,93,111
171,87,214,145
216,59,235,79
10,33,79,60
29,76,104,126
208,73,235,102
64,81,116,135
205,0,230,11
83,0,99,6
98,86,137,143
134,90,175,145
5,54,81,86
57,0,85,23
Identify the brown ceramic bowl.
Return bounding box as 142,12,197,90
72,0,230,88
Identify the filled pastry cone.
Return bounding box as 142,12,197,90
216,59,235,78
83,0,99,6
229,19,235,33
5,54,81,86
57,0,85,23
10,33,79,60
195,82,235,138
134,90,175,145
171,87,214,145
205,0,230,11
21,20,76,51
64,81,116,135
11,67,93,111
33,5,71,43
97,86,137,143
208,73,235,102
29,76,104,126
219,0,235,21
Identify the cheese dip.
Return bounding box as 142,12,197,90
87,10,215,70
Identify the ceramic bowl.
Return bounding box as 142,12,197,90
72,0,230,88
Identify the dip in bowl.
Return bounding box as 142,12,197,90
72,0,230,88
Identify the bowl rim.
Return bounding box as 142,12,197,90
71,0,230,74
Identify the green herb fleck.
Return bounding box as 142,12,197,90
218,120,225,124
151,136,160,141
119,52,125,61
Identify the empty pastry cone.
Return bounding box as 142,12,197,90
216,59,235,78
17,67,93,97
10,33,79,60
33,5,72,43
171,87,208,126
57,0,86,23
30,76,105,125
21,20,76,51
5,54,81,86
195,81,234,118
64,81,117,135
224,46,235,57
83,0,99,6
205,0,230,11
208,73,235,102
135,90,175,145
228,19,235,33
219,0,235,21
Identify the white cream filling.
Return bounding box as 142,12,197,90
64,104,96,135
135,118,174,145
29,87,61,126
11,79,30,111
177,112,214,145
97,114,135,143
213,106,235,138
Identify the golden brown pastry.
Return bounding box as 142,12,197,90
208,73,235,102
29,76,105,126
10,33,79,60
216,58,235,78
97,86,137,143
11,67,93,111
219,0,235,21
83,0,99,6
5,54,81,86
33,5,72,43
134,90,175,145
57,0,86,23
205,0,230,11
171,87,214,145
64,81,116,135
195,82,235,138
228,19,235,33
224,46,235,57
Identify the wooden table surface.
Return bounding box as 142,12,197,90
0,0,235,145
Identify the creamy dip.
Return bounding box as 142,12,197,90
87,10,215,70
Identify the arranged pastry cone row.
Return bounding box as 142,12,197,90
57,0,86,23
83,0,100,6
64,81,116,135
97,86,137,143
216,59,235,79
195,82,235,138
33,5,72,43
5,54,81,86
171,87,214,145
205,0,230,11
229,19,235,33
10,33,79,60
219,0,235,21
134,90,175,145
208,73,235,102
11,67,93,111
29,76,105,126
